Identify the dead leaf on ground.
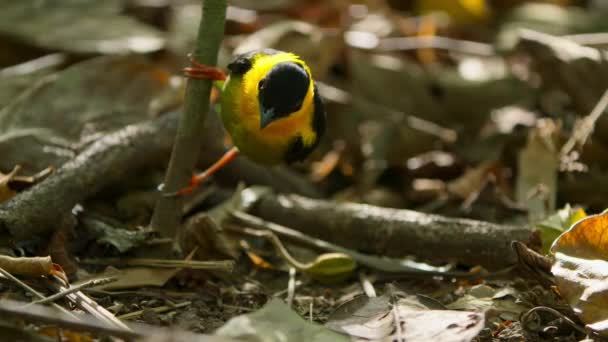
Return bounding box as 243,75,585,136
0,54,65,109
0,0,165,55
446,284,530,324
326,289,484,342
550,211,608,336
87,266,179,291
447,160,496,201
0,55,180,173
216,298,349,342
80,215,153,253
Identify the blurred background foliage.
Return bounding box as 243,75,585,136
2,0,608,227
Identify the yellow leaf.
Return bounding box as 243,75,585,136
304,253,356,283
416,0,489,24
551,211,608,336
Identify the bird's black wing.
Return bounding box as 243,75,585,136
284,85,326,164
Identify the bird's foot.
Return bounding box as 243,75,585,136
161,147,240,197
183,53,227,81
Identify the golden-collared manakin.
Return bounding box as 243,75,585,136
173,49,326,195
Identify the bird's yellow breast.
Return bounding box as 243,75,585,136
221,53,318,164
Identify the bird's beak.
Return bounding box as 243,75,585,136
260,108,275,129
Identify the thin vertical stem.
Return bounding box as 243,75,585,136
151,0,227,241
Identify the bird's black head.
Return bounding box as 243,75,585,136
258,62,310,129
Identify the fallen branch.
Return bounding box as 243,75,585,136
0,111,319,242
229,211,473,276
249,193,537,268
0,112,177,241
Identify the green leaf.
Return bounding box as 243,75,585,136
537,204,587,254
216,298,349,342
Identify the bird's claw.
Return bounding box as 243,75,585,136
183,53,226,81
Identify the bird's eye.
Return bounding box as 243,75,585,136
258,80,264,91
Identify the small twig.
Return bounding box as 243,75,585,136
272,280,304,297
521,306,588,336
379,36,495,56
117,301,191,320
24,277,116,307
309,301,313,322
561,88,608,157
359,272,377,298
79,258,234,272
0,267,76,318
286,267,296,308
239,227,310,270
48,274,131,331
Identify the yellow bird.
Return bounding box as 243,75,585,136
173,49,326,195
221,49,325,165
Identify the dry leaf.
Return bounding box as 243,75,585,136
327,292,484,342
551,211,608,336
0,255,53,277
88,266,178,291
447,160,496,200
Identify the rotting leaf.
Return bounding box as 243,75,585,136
80,215,153,253
550,211,608,336
216,298,349,342
0,56,178,141
446,284,530,324
536,204,586,254
515,119,560,222
0,0,164,55
0,54,65,110
179,184,255,260
326,290,484,342
0,55,180,173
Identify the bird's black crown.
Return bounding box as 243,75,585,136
258,62,310,123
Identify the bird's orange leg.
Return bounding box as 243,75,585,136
160,55,233,197
164,147,240,197
183,53,227,81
